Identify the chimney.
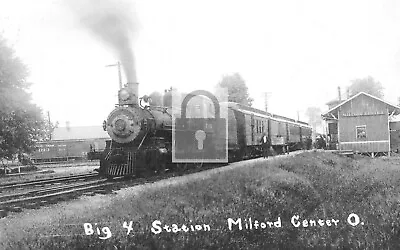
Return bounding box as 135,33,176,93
347,88,350,99
338,86,341,102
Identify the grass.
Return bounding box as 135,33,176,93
1,152,400,249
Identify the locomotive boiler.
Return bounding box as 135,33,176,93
99,82,173,177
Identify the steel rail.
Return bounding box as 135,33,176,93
0,173,99,189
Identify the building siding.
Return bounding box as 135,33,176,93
340,141,389,152
337,95,389,153
339,114,388,142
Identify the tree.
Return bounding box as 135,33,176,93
347,76,384,98
0,36,47,163
149,91,163,106
43,118,59,141
163,87,173,108
217,73,254,106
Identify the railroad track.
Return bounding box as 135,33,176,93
0,177,121,218
0,173,99,190
0,178,107,203
0,151,306,218
0,162,220,218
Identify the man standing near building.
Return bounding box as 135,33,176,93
260,133,270,159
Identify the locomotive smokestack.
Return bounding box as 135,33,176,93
127,82,139,105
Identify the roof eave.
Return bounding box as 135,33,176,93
322,92,400,117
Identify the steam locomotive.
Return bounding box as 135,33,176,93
99,82,312,178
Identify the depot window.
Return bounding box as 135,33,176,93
356,125,367,139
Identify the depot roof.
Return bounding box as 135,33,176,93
322,92,400,119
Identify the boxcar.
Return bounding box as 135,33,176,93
31,139,106,163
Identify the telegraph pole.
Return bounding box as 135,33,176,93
264,92,271,112
47,111,52,140
106,61,123,89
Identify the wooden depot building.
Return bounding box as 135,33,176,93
321,92,400,156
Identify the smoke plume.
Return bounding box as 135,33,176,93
67,0,138,83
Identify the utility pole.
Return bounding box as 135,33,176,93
47,111,52,141
65,120,70,162
106,61,123,89
264,92,271,112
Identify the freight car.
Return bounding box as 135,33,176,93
31,139,106,163
99,82,312,178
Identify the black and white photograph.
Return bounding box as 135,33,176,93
1,0,400,249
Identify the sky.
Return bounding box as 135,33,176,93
1,0,400,129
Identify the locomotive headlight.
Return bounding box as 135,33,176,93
115,119,127,131
119,89,130,101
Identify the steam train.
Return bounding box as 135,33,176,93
99,83,312,178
